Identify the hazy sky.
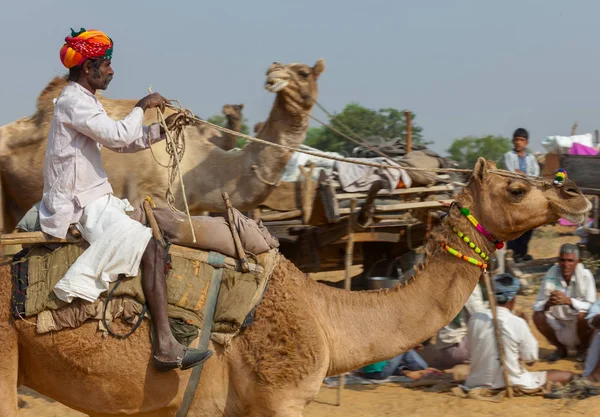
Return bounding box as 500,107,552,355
2,0,599,155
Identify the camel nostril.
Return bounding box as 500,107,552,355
562,187,580,198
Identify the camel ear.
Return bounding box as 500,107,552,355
238,104,244,110
313,59,325,79
473,157,491,181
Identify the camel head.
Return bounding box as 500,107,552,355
462,158,591,242
264,59,325,114
222,104,244,121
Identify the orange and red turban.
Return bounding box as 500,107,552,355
59,28,113,69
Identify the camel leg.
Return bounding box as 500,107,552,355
0,314,18,415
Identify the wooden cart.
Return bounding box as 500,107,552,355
251,164,460,288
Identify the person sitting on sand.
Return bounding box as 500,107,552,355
582,300,600,380
435,284,488,369
532,244,596,362
360,346,437,380
466,273,573,389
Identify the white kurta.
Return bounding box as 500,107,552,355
40,81,163,303
466,307,546,390
533,264,597,348
40,81,162,239
437,284,488,348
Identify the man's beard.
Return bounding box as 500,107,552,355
102,74,113,90
92,69,113,90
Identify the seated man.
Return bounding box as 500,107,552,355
466,274,573,389
41,28,211,371
583,301,600,379
533,244,596,362
435,283,488,369
360,347,431,380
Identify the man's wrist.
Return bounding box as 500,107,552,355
135,99,148,112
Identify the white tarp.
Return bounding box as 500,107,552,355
542,133,594,153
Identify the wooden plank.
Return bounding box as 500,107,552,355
335,185,454,200
338,199,452,214
335,231,403,243
260,209,302,221
0,231,82,245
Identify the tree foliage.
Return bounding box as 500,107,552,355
207,114,250,148
446,135,512,169
305,103,424,154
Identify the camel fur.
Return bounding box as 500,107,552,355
0,158,591,416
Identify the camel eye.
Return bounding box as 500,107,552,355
510,188,524,197
299,70,309,78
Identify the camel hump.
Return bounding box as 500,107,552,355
35,76,68,125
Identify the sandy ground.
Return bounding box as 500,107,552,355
16,223,600,416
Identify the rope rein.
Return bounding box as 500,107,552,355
152,97,553,212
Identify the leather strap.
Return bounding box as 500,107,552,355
176,252,225,417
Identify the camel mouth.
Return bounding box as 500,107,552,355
265,79,289,93
551,199,592,225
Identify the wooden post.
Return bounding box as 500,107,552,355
405,110,412,153
593,196,599,230
481,270,513,398
337,199,357,406
571,121,579,136
595,129,599,147
222,192,250,273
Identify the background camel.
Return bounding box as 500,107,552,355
0,159,590,417
209,104,245,151
0,60,324,232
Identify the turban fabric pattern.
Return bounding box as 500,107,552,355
60,28,113,69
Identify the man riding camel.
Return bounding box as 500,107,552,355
40,28,212,371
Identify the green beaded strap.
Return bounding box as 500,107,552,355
452,227,489,261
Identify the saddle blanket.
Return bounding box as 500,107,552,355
12,243,279,346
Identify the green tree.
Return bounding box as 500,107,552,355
305,103,424,154
207,114,250,148
447,135,511,169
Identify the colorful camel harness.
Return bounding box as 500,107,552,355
440,204,503,270
441,169,568,269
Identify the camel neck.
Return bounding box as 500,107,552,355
312,193,496,376
244,97,310,179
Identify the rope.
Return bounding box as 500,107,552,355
156,100,553,189
148,87,197,243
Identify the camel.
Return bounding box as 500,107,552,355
0,60,324,231
0,158,591,416
209,104,245,151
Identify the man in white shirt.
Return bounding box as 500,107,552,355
435,284,488,369
41,28,211,371
532,244,596,362
466,274,572,389
582,301,600,381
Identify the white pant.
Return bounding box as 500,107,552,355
546,313,580,349
53,195,152,303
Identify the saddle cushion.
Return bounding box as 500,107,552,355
13,243,279,346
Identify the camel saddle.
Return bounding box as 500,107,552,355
11,204,280,346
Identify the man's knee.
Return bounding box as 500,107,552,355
577,312,589,321
533,311,547,329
